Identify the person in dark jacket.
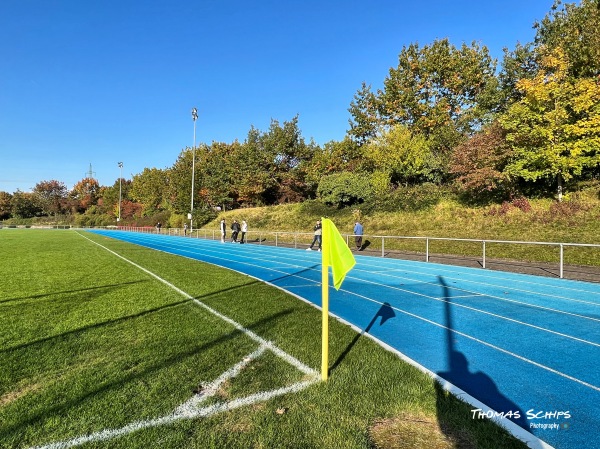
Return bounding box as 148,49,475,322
306,220,322,251
231,220,241,243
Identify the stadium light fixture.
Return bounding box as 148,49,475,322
117,162,123,223
190,108,198,232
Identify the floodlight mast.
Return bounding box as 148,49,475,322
190,107,198,233
118,162,123,223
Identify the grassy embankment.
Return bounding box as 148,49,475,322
206,189,600,267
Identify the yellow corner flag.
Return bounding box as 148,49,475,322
322,218,356,290
321,218,356,381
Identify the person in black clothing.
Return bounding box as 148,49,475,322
306,220,322,251
231,220,241,243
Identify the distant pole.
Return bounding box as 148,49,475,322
191,107,198,232
118,162,123,223
86,163,96,180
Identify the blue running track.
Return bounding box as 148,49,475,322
87,230,600,449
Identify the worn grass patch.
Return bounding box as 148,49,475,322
369,413,476,449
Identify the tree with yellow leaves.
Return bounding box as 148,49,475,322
500,48,600,200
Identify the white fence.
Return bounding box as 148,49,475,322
107,226,600,280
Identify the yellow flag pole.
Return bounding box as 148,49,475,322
321,219,329,381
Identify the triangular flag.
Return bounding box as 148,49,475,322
321,218,356,290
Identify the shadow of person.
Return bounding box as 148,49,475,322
435,276,528,433
330,302,396,372
360,239,371,251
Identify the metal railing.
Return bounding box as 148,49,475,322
101,226,600,280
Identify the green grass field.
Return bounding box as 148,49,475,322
0,230,528,449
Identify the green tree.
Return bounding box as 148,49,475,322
167,147,197,214
317,172,374,208
361,125,434,185
534,0,600,78
347,82,380,145
197,141,238,210
259,116,315,203
499,43,539,108
304,138,361,194
379,38,500,165
235,128,277,206
10,190,42,218
130,168,169,216
500,48,600,200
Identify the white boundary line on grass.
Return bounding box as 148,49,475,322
32,344,316,449
28,233,319,449
79,232,317,377
83,230,556,449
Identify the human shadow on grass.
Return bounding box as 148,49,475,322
0,297,194,355
329,302,396,374
0,308,295,440
1,278,268,355
0,280,149,305
435,275,528,442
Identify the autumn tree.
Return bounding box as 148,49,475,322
33,180,68,216
450,121,513,198
0,191,12,219
98,179,133,218
70,178,100,212
500,48,600,200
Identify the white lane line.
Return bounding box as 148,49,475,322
356,257,600,302
111,231,600,346
364,269,600,323
116,231,600,313
78,232,318,376
338,287,600,393
342,274,600,347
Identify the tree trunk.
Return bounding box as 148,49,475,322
557,173,563,202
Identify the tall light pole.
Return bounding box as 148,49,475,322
190,107,198,232
118,162,123,223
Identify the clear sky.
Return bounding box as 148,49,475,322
0,0,555,193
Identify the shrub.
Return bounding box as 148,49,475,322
511,196,531,212
317,172,374,208
549,197,591,216
372,183,448,212
486,196,531,216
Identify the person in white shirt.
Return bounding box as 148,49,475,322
240,220,248,244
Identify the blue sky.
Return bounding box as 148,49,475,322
0,0,554,193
